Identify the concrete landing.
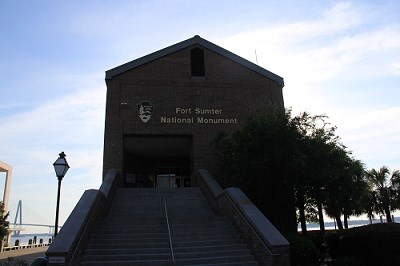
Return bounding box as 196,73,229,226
0,246,47,264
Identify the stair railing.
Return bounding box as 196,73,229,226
163,196,175,264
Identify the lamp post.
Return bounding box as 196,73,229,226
53,151,70,237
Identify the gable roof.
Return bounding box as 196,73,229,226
105,35,284,86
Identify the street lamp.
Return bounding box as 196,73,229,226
53,151,70,237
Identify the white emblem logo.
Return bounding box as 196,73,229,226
137,101,154,123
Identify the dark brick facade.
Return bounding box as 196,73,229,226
103,36,284,185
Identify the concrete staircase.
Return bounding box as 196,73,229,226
79,187,258,265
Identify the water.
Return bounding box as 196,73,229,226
298,216,398,231
8,217,397,246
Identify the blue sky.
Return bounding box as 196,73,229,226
1,1,400,230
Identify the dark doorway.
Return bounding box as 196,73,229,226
123,135,192,188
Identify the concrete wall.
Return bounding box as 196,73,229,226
0,160,12,212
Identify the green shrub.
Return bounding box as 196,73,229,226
325,223,400,266
285,233,322,265
304,230,327,253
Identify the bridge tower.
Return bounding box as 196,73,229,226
13,200,22,236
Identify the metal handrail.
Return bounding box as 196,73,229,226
163,197,175,263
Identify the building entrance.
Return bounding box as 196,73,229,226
157,167,191,188
123,135,192,188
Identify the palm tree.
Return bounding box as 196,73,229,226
0,202,9,249
365,166,400,223
391,170,400,212
361,188,377,224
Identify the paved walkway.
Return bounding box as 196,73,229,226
0,246,48,265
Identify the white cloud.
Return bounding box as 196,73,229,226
0,84,106,226
330,106,400,168
215,2,400,171
393,61,400,75
0,103,28,110
219,4,399,82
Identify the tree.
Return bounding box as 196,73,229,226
360,186,377,224
365,166,400,222
321,145,349,230
213,105,299,232
341,159,368,228
390,170,400,210
0,202,9,247
316,144,369,231
213,106,367,233
288,112,365,232
290,112,341,233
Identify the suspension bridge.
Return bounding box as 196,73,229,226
9,200,59,235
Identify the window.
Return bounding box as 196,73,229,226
191,48,205,77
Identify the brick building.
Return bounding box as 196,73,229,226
45,36,292,264
103,35,284,188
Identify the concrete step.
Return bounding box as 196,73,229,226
110,200,161,204
85,242,170,249
110,204,161,208
172,239,242,248
96,220,231,232
88,236,168,244
82,250,252,263
172,223,234,230
112,197,161,201
84,238,244,252
169,216,219,225
109,204,161,208
104,217,165,223
84,247,171,256
175,249,251,259
101,222,166,228
169,218,232,226
171,229,237,237
172,234,241,243
92,225,234,235
182,262,258,266
84,245,250,256
82,253,172,262
92,227,167,234
89,233,239,243
106,213,165,219
174,244,249,253
84,244,248,256
108,209,162,213
174,255,256,265
98,224,167,230
80,259,171,265
80,261,257,266
90,232,168,239
166,207,213,212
